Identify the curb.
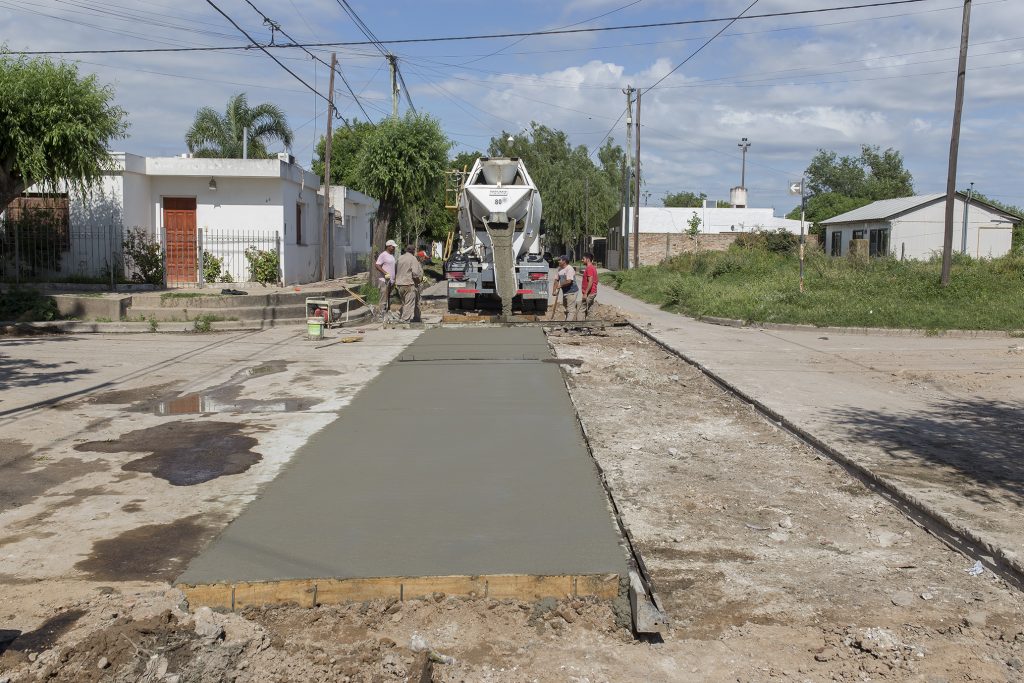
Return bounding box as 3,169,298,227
697,315,1022,339
2,310,371,335
628,320,1024,591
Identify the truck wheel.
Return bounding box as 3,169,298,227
534,300,548,315
447,297,459,313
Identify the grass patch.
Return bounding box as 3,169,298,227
0,288,60,322
608,248,1024,331
161,292,219,300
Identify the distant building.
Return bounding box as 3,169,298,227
6,153,377,286
821,193,1019,260
606,205,803,268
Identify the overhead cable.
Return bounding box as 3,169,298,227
12,0,941,55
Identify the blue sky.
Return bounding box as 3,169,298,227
4,0,1024,214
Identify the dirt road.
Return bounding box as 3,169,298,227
1,320,1023,682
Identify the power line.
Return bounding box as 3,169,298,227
646,0,761,93
240,0,371,121
332,0,416,113
204,0,330,107
11,0,941,55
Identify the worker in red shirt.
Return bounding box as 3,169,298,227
580,252,599,320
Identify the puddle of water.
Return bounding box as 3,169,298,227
154,392,316,416
247,359,289,377
75,422,262,486
74,515,213,581
0,609,85,656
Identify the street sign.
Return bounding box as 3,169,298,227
788,181,803,195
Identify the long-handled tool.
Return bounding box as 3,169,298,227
549,282,560,320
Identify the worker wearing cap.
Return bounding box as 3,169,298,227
395,244,424,322
553,255,579,321
374,240,398,310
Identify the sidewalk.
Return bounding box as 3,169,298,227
599,286,1024,581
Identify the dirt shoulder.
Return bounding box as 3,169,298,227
2,319,1023,682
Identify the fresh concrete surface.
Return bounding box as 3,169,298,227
0,327,420,581
178,327,626,584
600,286,1024,576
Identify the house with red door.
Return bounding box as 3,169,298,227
4,152,376,286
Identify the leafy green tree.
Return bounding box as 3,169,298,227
664,191,707,208
0,54,128,211
686,214,702,251
353,113,450,258
788,145,914,234
185,93,293,159
312,119,375,185
450,150,482,172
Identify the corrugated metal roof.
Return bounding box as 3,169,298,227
820,194,945,224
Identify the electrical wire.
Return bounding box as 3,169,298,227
240,0,371,122
204,0,330,107
10,0,943,55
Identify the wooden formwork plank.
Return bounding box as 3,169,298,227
179,583,233,610
575,573,621,600
233,580,314,609
399,575,483,600
485,575,575,600
314,577,403,604
180,573,621,610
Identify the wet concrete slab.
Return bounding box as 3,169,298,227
178,327,626,584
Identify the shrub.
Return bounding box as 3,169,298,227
123,228,164,285
244,247,280,285
202,250,223,283
0,288,60,322
733,228,799,254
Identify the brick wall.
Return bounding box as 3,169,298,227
637,232,739,266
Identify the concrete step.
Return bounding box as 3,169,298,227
127,302,366,322
130,288,360,309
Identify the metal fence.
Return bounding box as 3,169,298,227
0,214,124,287
190,228,281,288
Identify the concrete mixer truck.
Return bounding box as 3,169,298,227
444,157,549,317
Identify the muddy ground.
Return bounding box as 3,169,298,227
1,316,1023,682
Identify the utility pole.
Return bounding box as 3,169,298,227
319,52,337,282
642,191,652,206
387,54,399,118
620,86,634,270
242,126,248,159
738,137,751,188
800,177,806,293
632,88,642,270
961,181,974,254
941,0,972,286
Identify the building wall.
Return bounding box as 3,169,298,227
637,207,802,234
637,232,739,266
329,186,376,277
824,199,1015,259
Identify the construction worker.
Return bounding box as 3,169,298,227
395,244,423,322
553,255,579,321
374,239,398,311
579,252,599,320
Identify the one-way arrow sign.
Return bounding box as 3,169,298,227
788,181,803,195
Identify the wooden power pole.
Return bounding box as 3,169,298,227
941,0,972,287
632,88,642,269
387,54,399,117
620,86,634,270
320,52,337,281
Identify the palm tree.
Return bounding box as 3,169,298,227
185,93,293,159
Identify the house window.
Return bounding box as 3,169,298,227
831,231,842,256
295,203,303,245
852,229,866,240
869,228,890,257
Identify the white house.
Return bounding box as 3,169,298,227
634,206,803,235
606,205,803,267
821,193,1019,260
10,153,377,286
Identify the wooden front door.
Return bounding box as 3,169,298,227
163,197,197,285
